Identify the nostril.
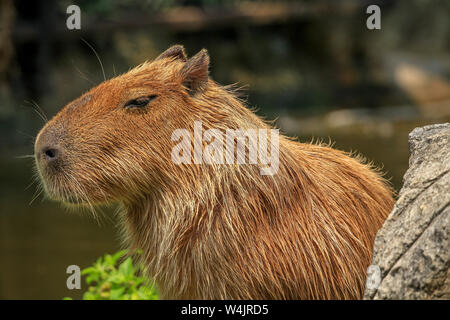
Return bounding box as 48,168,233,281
45,149,55,158
42,147,59,161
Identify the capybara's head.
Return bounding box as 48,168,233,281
34,45,212,205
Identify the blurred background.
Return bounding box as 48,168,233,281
0,0,449,299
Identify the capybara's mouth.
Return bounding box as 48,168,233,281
37,169,87,205
48,187,91,206
36,160,114,207
41,180,82,204
63,197,85,205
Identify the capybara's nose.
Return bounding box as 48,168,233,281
34,127,64,169
36,144,62,168
41,146,60,162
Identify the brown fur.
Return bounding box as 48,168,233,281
34,45,394,299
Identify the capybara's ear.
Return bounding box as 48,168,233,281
180,49,209,94
156,45,187,62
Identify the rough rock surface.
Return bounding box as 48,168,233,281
364,123,449,299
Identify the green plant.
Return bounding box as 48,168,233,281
64,250,158,300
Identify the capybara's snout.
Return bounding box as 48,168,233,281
34,123,66,176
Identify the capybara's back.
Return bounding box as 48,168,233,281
34,45,394,299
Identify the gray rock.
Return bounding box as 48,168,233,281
364,123,450,299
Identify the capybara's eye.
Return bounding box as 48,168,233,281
123,95,157,109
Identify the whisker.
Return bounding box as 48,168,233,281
16,154,35,159
71,60,95,85
22,100,47,123
30,99,48,122
25,178,38,191
64,171,104,225
16,130,36,140
81,38,106,81
29,187,44,205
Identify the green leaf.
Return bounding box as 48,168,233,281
112,250,127,263
118,257,134,277
107,273,126,284
110,287,125,300
86,273,100,284
95,257,103,265
83,292,97,300
104,254,114,266
67,250,159,300
81,267,98,275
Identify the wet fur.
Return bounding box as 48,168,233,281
35,46,394,299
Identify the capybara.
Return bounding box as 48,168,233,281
34,45,394,299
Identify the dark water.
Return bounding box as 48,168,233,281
0,118,445,299
0,160,120,299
